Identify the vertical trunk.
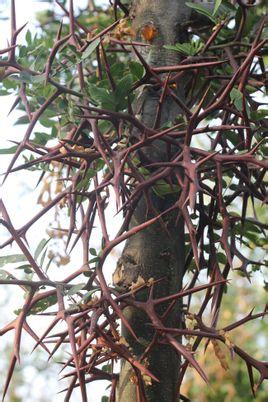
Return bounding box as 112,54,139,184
114,1,191,401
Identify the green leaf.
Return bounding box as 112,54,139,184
263,55,268,69
129,61,144,80
217,252,227,265
110,62,125,79
67,283,85,296
45,257,54,273
0,254,27,267
230,88,243,111
213,0,222,15
89,256,100,264
115,74,133,98
87,83,115,110
153,180,180,197
236,221,262,235
39,117,56,128
27,43,44,56
18,72,33,83
102,363,112,373
89,248,97,256
95,158,105,171
25,29,32,45
0,145,18,154
2,77,18,90
164,41,203,56
186,2,217,23
76,169,96,191
40,248,48,268
81,38,100,60
14,115,30,125
82,289,99,302
34,238,51,260
83,271,92,278
15,264,33,274
32,132,51,146
250,109,268,121
114,74,134,110
31,74,46,84
225,131,239,146
30,295,57,314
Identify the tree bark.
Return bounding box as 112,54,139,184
113,1,191,401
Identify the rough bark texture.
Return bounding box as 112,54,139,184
113,1,191,401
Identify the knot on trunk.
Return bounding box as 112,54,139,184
113,253,142,289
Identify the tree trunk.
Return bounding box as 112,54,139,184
113,1,191,401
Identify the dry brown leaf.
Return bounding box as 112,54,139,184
129,275,146,292
113,19,135,40
212,339,229,371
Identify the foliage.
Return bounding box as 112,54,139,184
0,0,267,401
182,278,268,401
